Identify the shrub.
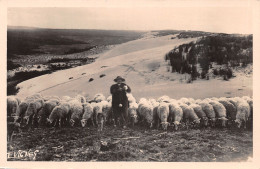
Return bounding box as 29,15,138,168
213,69,219,76
226,68,233,78
7,60,21,70
200,70,208,79
100,74,106,78
89,78,94,82
191,65,198,80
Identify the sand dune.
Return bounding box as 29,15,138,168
16,34,252,100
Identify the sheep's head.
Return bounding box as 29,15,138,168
12,122,21,132
13,115,19,123
70,119,75,127
235,119,242,128
81,119,87,127
209,117,216,127
191,119,200,128
219,117,228,127
161,122,169,130
129,108,138,124
12,106,17,115
23,116,30,124
37,115,42,124
130,114,138,126
173,121,180,130
46,118,53,124
202,117,209,126
193,118,200,124
97,113,104,131
149,122,153,129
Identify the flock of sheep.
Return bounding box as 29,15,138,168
7,93,253,135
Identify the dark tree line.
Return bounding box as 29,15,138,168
165,34,252,80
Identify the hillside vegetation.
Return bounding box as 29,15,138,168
165,34,252,81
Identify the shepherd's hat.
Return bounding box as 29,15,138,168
114,76,125,82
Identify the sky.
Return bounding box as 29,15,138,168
7,6,253,34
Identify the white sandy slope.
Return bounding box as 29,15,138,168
16,34,252,100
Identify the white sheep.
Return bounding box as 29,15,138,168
157,95,171,103
48,99,60,105
38,100,58,126
188,98,196,104
195,99,202,104
47,102,70,127
128,102,139,127
218,98,237,125
92,101,108,131
23,99,44,126
107,95,112,102
208,100,228,127
157,102,170,130
198,101,216,127
75,94,86,103
229,97,251,128
14,101,29,124
69,99,84,127
149,99,159,108
179,97,191,105
179,103,200,128
168,101,183,130
138,100,154,128
242,96,253,120
190,103,208,127
93,93,106,102
127,93,136,104
139,98,148,104
101,100,112,123
81,103,94,127
61,96,71,102
7,96,19,116
25,93,42,101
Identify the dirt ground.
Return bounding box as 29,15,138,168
7,125,252,162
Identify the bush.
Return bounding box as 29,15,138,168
89,78,94,82
213,69,219,76
191,65,198,80
7,60,21,70
200,70,208,79
226,68,233,78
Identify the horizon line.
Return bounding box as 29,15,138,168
7,25,252,35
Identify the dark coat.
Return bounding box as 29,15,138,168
110,83,131,110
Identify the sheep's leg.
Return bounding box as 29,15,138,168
94,115,98,127
186,119,189,129
59,119,62,128
91,116,95,127
100,118,104,131
10,132,14,142
244,120,247,129
157,119,160,130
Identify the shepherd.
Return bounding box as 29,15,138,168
110,76,131,128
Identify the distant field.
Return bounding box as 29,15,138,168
7,26,146,57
